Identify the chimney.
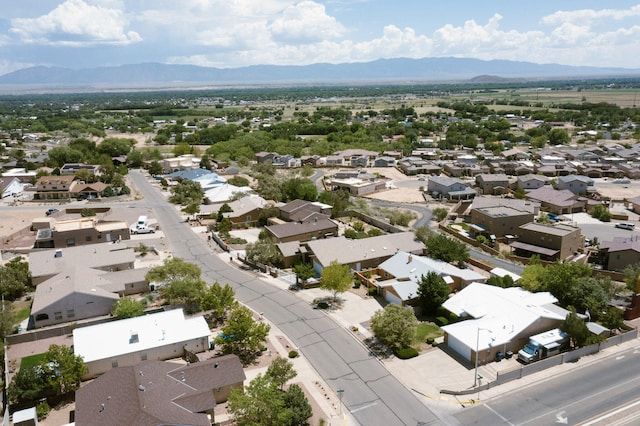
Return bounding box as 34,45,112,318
407,254,413,263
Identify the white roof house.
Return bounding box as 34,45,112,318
204,183,253,203
375,251,487,305
441,283,570,363
74,309,210,378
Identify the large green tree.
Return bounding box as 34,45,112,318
146,258,206,312
216,305,270,365
0,256,31,300
424,233,469,265
111,297,145,318
417,271,451,316
320,261,352,301
199,282,238,325
245,238,283,266
169,179,204,205
370,304,418,352
560,307,590,349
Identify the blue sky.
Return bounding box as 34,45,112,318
1,0,639,75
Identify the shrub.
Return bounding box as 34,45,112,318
367,288,378,296
435,316,449,326
448,312,459,323
36,401,50,420
426,337,434,344
316,301,330,309
288,350,299,358
394,347,419,359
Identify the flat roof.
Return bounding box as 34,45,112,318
73,309,210,363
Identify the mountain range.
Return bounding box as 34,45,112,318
1,57,639,90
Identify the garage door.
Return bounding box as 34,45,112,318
384,289,402,306
447,334,471,362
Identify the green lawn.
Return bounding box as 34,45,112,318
415,322,443,343
20,353,46,370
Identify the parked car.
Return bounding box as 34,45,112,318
45,208,59,216
131,225,156,234
615,223,635,230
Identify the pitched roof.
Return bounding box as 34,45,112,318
600,236,640,253
442,283,568,351
266,218,337,239
306,232,424,268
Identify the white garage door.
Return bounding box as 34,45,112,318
447,334,471,362
384,289,402,306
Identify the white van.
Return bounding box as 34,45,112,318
615,223,635,230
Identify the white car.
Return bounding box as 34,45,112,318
615,223,635,231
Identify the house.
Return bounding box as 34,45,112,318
265,218,338,243
60,163,101,176
0,167,37,182
517,174,549,191
305,232,424,274
273,154,301,168
0,176,23,198
29,243,136,285
511,222,584,260
325,177,387,196
475,174,510,195
374,156,396,167
220,195,270,228
204,183,253,204
367,251,486,306
629,195,640,215
556,175,595,195
441,283,571,364
33,217,131,249
470,205,535,239
279,199,332,222
72,181,110,199
427,176,476,200
600,236,640,272
397,157,441,176
255,151,277,164
170,168,227,190
75,355,245,426
161,154,201,172
33,175,78,200
73,309,211,379
526,186,591,215
29,266,120,329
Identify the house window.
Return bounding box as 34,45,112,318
67,309,75,318
54,312,62,320
35,313,49,321
141,353,147,361
85,236,92,242
112,360,118,368
97,234,102,239
66,238,76,247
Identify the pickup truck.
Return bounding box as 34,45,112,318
131,225,156,235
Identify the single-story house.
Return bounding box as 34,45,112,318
0,176,23,198
265,218,338,243
441,283,571,365
75,355,245,426
73,309,211,379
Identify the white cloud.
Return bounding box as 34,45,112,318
9,0,142,46
269,1,346,41
541,4,640,26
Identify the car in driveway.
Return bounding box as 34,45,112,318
615,223,635,230
131,225,156,234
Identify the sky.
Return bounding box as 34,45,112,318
1,0,640,76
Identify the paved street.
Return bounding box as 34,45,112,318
128,170,445,426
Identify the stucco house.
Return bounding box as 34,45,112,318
511,222,584,260
441,283,572,365
600,236,640,272
556,174,595,195
427,176,476,200
73,309,211,379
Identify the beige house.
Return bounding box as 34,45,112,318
265,218,338,243
512,222,584,260
475,173,510,195
470,205,535,238
33,175,78,200
600,237,640,272
220,195,270,228
73,309,211,379
33,217,130,249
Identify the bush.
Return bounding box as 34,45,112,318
435,316,449,326
288,350,299,358
448,312,459,323
426,337,434,344
367,288,378,296
394,347,419,359
316,301,330,309
36,401,50,420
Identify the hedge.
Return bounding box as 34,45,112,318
394,347,419,359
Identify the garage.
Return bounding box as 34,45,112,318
446,333,471,362
383,287,403,306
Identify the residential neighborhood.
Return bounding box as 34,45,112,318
1,82,640,426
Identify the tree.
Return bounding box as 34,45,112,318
431,207,448,222
293,262,315,286
228,373,292,426
415,226,433,245
548,128,570,145
424,233,469,265
245,239,283,266
217,305,270,365
0,300,17,338
146,258,206,312
320,261,352,301
283,383,313,426
148,160,163,176
112,297,145,318
317,189,350,217
281,178,317,202
97,137,135,157
182,201,201,220
560,307,590,349
169,179,204,205
370,304,418,351
623,262,640,293
417,271,451,316
0,256,31,300
199,282,238,325
266,357,297,390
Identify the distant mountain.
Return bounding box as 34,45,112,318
0,57,638,89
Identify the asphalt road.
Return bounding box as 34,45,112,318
453,344,640,425
128,170,444,426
